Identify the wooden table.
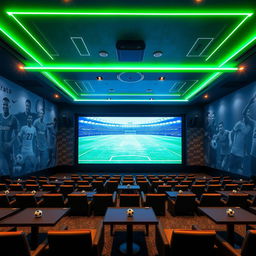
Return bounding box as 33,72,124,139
165,191,193,198
103,207,158,255
198,207,256,245
70,191,96,199
0,207,69,249
0,208,20,220
117,185,140,194
216,191,249,197
3,191,50,198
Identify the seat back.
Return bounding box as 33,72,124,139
77,185,93,191
241,230,256,256
157,185,172,193
120,194,140,207
191,185,205,197
59,185,74,197
174,194,196,215
48,230,92,256
68,194,89,216
93,194,114,215
0,231,31,256
25,184,40,191
223,184,238,191
15,194,37,208
226,194,249,208
136,181,150,193
0,194,11,207
91,181,104,192
240,184,255,191
145,194,166,216
170,230,216,256
42,194,65,207
41,184,57,192
206,184,222,192
0,183,7,190
173,185,189,191
199,193,222,206
104,181,118,193
9,184,24,191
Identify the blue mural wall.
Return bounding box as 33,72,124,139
0,76,57,176
205,82,256,177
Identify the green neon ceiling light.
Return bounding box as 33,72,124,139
80,94,181,96
184,72,222,100
7,10,253,64
205,14,251,61
8,14,54,60
184,34,256,100
73,99,189,102
1,10,255,102
7,11,253,16
21,66,238,72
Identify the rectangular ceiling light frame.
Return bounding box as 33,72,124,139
7,10,253,64
0,10,254,102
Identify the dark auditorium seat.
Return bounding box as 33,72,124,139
47,223,104,256
15,194,39,208
0,231,47,256
0,193,15,207
168,194,196,216
191,185,206,198
92,193,117,216
59,185,74,197
40,194,67,207
196,193,223,207
119,194,140,207
104,181,118,193
216,229,256,256
9,184,24,191
221,193,249,208
156,223,216,256
41,184,57,193
141,193,166,216
67,194,92,216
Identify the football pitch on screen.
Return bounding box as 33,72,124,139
78,134,182,164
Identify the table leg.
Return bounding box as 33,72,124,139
119,224,140,255
227,224,235,245
31,226,39,250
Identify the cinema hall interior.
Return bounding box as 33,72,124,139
1,0,256,255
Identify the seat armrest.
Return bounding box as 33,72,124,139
141,191,146,204
112,191,117,204
64,198,68,205
215,234,240,256
93,220,104,256
220,199,227,204
9,199,16,206
37,199,44,205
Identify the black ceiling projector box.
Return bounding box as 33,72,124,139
116,40,145,62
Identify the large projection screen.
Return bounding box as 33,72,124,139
78,117,183,164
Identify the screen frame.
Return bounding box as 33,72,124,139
74,114,186,168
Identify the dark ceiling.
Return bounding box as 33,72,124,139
0,0,255,105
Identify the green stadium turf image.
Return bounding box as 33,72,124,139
78,134,182,164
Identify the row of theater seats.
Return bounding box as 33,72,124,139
1,191,255,217
155,224,256,256
0,223,104,256
1,219,256,256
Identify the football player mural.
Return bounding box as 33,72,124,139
205,81,256,177
0,76,57,176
